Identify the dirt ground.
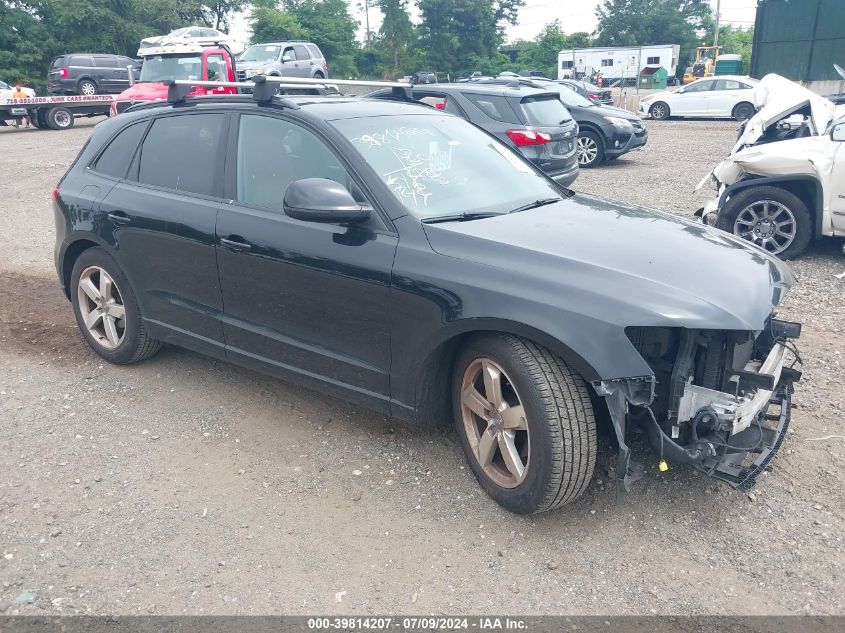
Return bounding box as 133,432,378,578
0,115,843,616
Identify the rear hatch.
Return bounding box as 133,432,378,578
515,93,579,172
48,56,67,87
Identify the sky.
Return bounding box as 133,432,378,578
230,0,758,50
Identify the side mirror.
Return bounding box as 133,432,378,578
284,178,371,224
831,122,845,142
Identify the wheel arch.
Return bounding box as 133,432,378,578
732,100,754,117
60,237,107,299
407,319,603,426
721,175,824,238
577,121,608,146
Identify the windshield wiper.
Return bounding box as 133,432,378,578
421,211,504,224
509,197,561,213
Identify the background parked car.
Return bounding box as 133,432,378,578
48,54,140,96
0,80,35,99
480,77,647,168
555,79,613,106
237,42,328,80
139,26,229,51
369,82,580,186
640,75,759,121
411,71,437,85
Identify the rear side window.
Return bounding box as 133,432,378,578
520,95,573,125
293,45,310,60
92,122,147,179
71,56,93,67
94,56,118,68
137,114,226,197
306,44,322,59
464,94,519,123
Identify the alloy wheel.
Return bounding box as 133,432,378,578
577,136,599,166
733,199,797,255
460,358,529,489
650,103,667,119
80,82,96,96
77,266,127,350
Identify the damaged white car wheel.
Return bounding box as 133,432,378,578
716,185,812,259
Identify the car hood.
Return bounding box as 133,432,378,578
587,103,641,121
115,82,168,104
735,73,837,149
423,194,794,332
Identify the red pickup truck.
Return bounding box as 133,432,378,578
112,44,237,116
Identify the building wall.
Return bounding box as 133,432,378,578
751,0,845,82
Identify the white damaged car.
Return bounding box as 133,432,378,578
697,74,845,258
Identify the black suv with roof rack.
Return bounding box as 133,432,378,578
369,83,579,186
52,80,800,515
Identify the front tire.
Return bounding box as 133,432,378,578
715,185,812,259
452,334,596,514
649,101,670,120
576,130,604,168
71,247,161,364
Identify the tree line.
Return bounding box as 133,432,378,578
2,0,753,91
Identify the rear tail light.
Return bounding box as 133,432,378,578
323,61,328,72
52,185,61,204
59,67,69,78
435,101,446,110
506,129,552,146
587,92,599,100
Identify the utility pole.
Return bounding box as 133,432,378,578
713,0,721,47
363,0,372,47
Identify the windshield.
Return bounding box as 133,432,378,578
535,81,593,108
520,95,573,125
239,45,281,63
139,54,202,82
332,114,561,219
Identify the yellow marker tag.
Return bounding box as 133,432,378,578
658,460,669,472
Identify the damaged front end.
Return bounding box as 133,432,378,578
595,318,801,497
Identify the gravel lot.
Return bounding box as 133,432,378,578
1,115,843,616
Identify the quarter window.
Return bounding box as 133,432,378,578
93,122,147,179
464,94,518,123
236,115,350,211
137,114,226,197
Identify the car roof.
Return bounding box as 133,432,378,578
412,82,556,98
124,94,441,122
692,75,757,82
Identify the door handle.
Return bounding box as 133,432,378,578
107,211,131,225
220,236,252,252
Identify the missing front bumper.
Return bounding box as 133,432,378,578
700,382,793,491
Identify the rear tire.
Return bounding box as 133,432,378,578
70,247,161,364
649,101,670,120
46,107,74,130
452,334,596,514
733,101,755,121
715,185,813,259
78,79,97,96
